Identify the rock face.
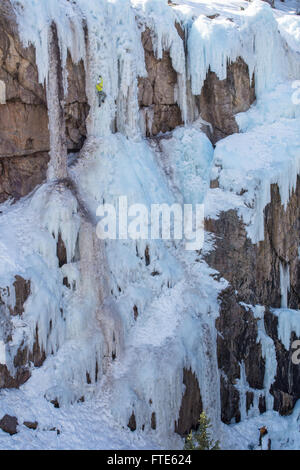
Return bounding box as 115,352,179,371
13,275,31,316
206,180,300,309
0,0,49,202
0,1,49,154
0,153,50,203
0,363,30,390
65,53,90,153
138,28,183,136
206,178,300,419
0,274,49,388
175,368,203,436
0,2,89,391
0,0,89,202
138,26,255,145
216,288,265,423
0,275,32,388
23,420,38,430
198,58,256,144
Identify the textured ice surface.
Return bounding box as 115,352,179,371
0,0,300,451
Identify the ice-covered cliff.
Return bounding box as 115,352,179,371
0,0,300,450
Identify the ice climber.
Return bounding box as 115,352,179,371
96,75,106,107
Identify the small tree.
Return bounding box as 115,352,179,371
184,412,220,450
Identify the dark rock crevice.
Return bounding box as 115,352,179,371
0,152,49,203
175,368,203,436
206,178,300,309
216,287,265,423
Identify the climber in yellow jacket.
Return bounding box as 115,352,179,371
96,75,106,107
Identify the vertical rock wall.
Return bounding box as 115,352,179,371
0,0,299,438
0,0,89,202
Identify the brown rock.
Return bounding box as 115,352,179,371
56,232,67,268
217,288,265,390
0,4,89,203
215,288,265,423
133,305,139,321
0,414,18,435
0,1,49,202
273,391,295,416
0,103,49,157
138,28,183,136
205,179,300,309
50,399,60,409
198,58,255,144
0,363,30,389
128,411,137,431
175,22,185,41
65,52,89,152
13,276,30,316
175,368,203,436
138,28,254,143
152,105,182,136
24,421,38,430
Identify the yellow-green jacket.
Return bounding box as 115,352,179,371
96,77,104,92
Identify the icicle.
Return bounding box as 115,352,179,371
46,23,68,180
280,263,290,309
